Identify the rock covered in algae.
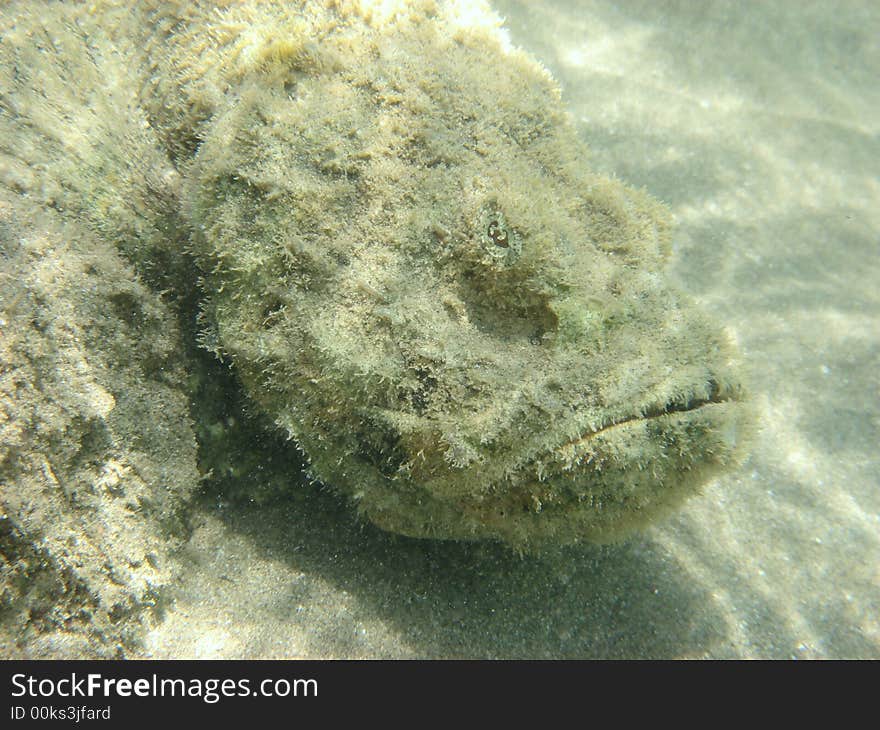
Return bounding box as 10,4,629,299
0,0,751,550
0,190,199,657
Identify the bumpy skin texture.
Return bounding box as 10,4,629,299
2,0,751,550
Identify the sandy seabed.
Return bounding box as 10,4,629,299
140,0,879,659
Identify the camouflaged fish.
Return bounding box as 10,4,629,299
0,0,751,549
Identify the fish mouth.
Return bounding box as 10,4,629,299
364,377,750,547
556,378,739,453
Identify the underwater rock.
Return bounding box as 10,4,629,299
0,190,199,657
0,0,751,551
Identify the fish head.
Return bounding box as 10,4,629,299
187,10,751,547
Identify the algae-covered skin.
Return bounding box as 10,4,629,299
1,0,751,549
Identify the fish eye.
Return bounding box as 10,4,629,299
479,207,520,261
487,220,509,248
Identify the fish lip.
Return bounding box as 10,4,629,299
558,382,737,450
